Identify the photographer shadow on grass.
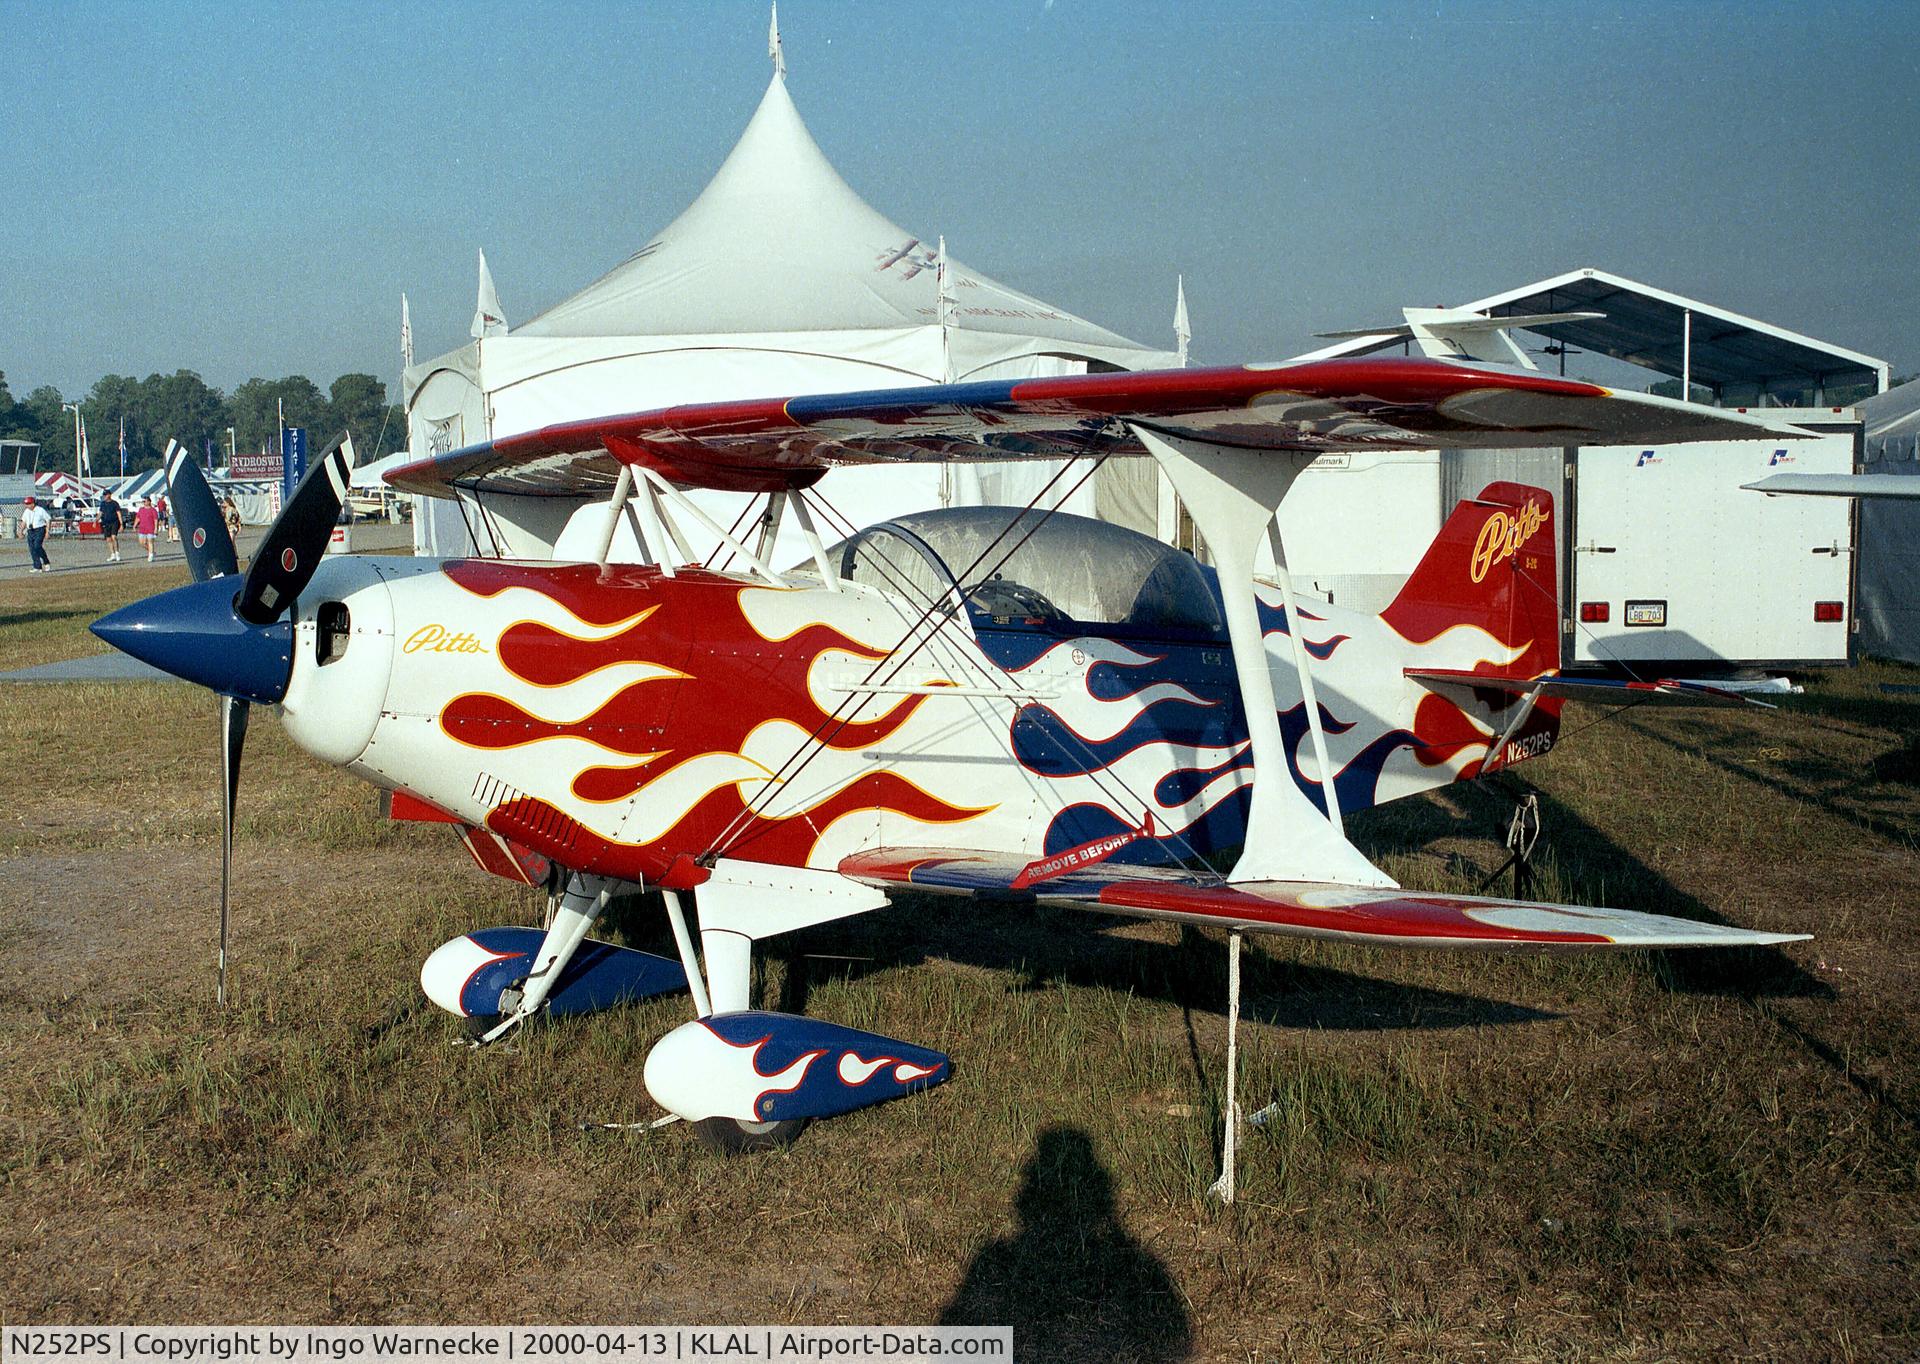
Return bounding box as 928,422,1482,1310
939,1125,1192,1362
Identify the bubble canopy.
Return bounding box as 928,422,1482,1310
811,506,1226,637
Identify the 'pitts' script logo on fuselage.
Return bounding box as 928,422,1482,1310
403,624,489,655
1469,500,1550,584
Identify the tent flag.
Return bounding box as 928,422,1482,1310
472,250,508,339
769,2,786,79
78,413,91,479
1175,275,1191,367
118,415,127,477
402,293,415,367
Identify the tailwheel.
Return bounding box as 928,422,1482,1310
691,1116,811,1155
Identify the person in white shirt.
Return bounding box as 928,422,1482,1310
20,496,52,572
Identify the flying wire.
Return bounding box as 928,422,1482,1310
701,445,1222,874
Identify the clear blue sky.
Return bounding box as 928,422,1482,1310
4,0,1916,400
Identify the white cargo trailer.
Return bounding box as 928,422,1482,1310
1564,424,1857,669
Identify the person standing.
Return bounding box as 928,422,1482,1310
99,491,124,561
61,494,78,535
21,495,52,572
134,495,159,562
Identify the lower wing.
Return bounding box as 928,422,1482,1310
839,848,1807,950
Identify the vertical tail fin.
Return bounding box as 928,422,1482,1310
1380,481,1559,679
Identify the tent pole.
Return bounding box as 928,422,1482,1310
1682,309,1692,402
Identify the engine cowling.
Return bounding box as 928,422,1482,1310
643,1010,951,1123
420,926,686,1017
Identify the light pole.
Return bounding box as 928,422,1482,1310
60,402,81,479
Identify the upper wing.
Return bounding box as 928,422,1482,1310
386,357,1807,498
839,848,1808,950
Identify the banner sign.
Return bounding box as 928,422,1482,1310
231,452,283,479
281,427,308,500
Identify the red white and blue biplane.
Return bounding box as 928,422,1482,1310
99,354,1809,1189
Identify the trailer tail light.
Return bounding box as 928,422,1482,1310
1814,601,1844,622
1579,601,1609,623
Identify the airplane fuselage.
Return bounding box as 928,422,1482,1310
279,542,1554,886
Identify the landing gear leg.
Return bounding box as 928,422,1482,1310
654,862,885,1152
466,871,614,1045
661,888,712,1018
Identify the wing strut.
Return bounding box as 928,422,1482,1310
635,467,789,586
594,465,635,571
1132,428,1390,887
786,490,841,588
1265,520,1344,835
1477,680,1547,779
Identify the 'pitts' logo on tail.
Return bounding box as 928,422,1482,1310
1469,499,1550,584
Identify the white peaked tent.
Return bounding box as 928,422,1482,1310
403,62,1178,562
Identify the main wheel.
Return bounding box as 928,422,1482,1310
691,1116,810,1155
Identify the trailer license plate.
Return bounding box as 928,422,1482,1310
1625,600,1667,627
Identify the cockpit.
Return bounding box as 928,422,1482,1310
804,506,1226,638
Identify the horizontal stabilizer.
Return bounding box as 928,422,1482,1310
1316,309,1606,369
1407,668,1776,709
841,850,1807,950
1317,309,1605,340
1746,473,1920,500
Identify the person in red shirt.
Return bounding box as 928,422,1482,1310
134,496,159,562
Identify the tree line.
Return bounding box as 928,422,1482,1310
0,368,406,477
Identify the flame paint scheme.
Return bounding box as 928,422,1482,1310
644,1013,951,1124
286,484,1560,886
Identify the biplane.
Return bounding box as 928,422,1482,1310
97,352,1809,1191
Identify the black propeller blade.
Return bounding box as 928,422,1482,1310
237,434,352,625
163,441,240,583
219,692,249,1008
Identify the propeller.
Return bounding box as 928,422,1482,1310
164,440,239,581
139,436,353,1005
237,433,351,625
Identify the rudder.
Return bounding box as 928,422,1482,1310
1379,481,1559,679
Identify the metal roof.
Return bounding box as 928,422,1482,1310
1321,267,1889,402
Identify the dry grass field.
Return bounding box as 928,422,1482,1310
1,565,1915,1361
